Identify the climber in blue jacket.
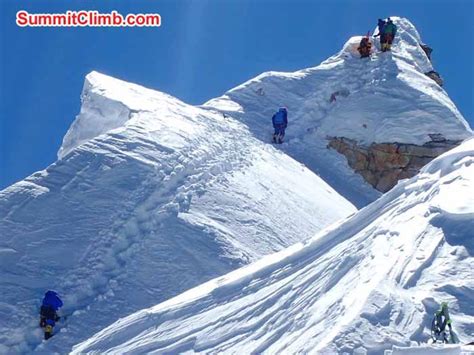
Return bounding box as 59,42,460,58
39,290,63,339
272,107,288,144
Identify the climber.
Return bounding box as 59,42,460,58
431,302,457,344
357,36,372,58
272,107,288,144
374,18,387,50
383,18,397,51
39,290,63,340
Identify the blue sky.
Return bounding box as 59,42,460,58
1,0,473,189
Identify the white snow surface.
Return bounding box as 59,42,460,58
1,16,473,355
58,18,472,209
73,137,474,354
0,72,355,353
385,344,474,355
204,17,472,207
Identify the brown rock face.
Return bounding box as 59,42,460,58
328,137,462,192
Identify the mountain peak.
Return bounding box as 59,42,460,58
204,16,471,198
335,17,430,71
2,15,473,354
57,71,184,159
1,65,356,353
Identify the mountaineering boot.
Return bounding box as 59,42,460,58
44,325,53,340
277,134,283,144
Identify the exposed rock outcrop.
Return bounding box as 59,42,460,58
418,43,444,86
328,136,462,192
425,70,444,86
420,43,433,61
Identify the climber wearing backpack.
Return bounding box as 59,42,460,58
357,35,372,58
431,302,457,344
374,19,387,50
272,107,288,144
39,290,63,340
383,18,397,51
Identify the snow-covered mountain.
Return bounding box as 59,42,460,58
205,17,471,205
0,15,472,354
72,137,474,354
0,73,354,353
71,17,473,354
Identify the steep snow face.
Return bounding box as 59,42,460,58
73,138,474,354
0,72,355,353
204,17,472,207
58,72,185,159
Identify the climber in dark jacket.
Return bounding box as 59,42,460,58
272,107,288,144
39,290,63,340
374,19,387,50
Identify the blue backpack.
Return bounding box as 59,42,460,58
42,290,63,311
272,108,287,126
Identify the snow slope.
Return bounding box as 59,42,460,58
73,138,474,354
204,17,472,207
385,344,474,355
0,72,355,353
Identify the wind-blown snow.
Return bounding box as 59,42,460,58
204,17,472,207
73,138,474,354
0,72,355,353
1,16,472,355
386,344,474,355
